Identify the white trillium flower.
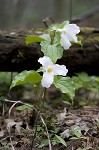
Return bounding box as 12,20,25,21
38,56,68,88
58,23,80,50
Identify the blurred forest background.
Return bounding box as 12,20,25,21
0,0,99,30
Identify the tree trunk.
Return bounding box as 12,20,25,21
0,27,99,76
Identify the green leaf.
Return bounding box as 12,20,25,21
76,41,82,47
71,126,82,138
88,82,99,93
71,40,82,47
55,135,67,147
40,34,63,63
95,76,99,83
58,21,69,29
37,67,44,73
72,72,91,90
49,21,69,31
25,35,44,45
79,101,87,106
49,23,60,31
63,101,71,105
87,76,99,93
72,76,84,90
10,70,42,89
76,72,90,82
73,129,82,138
72,73,99,94
54,32,61,45
80,136,87,140
16,104,33,111
54,77,75,100
40,34,51,43
70,137,79,140
38,139,49,148
41,42,63,63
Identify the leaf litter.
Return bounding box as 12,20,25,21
0,92,99,149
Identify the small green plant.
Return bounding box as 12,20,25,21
72,72,99,93
71,72,99,106
70,126,87,140
1,141,16,150
37,125,67,149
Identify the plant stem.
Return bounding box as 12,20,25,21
30,88,47,149
40,115,52,150
30,110,40,149
41,88,46,107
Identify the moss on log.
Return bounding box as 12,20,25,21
0,27,99,75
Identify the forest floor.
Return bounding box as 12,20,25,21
0,87,99,150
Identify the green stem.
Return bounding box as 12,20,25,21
31,110,40,149
31,87,47,149
71,99,74,108
51,31,55,45
41,88,46,107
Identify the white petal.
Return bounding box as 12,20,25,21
41,72,54,88
38,56,53,69
53,64,68,76
67,33,78,42
60,34,71,50
64,24,80,34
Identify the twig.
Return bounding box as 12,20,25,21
40,115,52,150
43,19,49,28
0,135,13,142
9,101,21,118
42,17,55,28
7,128,15,150
5,99,34,118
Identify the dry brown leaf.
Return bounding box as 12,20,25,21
56,108,67,121
61,129,71,138
5,118,22,133
0,130,4,137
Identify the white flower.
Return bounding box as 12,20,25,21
58,23,80,50
38,56,68,88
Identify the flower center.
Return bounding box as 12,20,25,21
47,67,53,73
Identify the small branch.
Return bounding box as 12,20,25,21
6,127,15,150
42,17,55,28
9,101,21,118
0,135,13,142
43,19,49,28
5,99,34,118
40,115,52,150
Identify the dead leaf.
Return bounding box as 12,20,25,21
65,120,75,126
5,118,22,133
5,119,16,131
56,108,67,121
0,130,4,137
61,129,71,138
15,122,22,133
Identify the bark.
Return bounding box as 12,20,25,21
0,27,99,76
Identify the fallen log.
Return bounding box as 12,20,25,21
0,27,99,76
